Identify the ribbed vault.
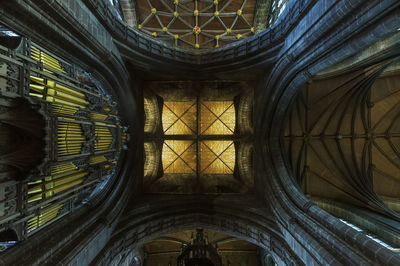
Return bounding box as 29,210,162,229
283,59,400,216
1,0,400,265
135,0,257,49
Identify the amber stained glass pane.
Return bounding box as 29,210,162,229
162,102,196,135
200,141,235,174
162,140,196,173
200,101,235,135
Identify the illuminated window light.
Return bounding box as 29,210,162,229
366,235,394,250
200,101,235,135
162,102,196,135
160,100,236,175
1,30,19,37
162,140,196,173
200,141,235,174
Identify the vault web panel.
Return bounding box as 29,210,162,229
162,140,197,173
201,140,235,174
201,101,235,135
162,101,197,135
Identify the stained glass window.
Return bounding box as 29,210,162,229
200,101,235,135
201,140,235,174
161,101,236,174
162,101,196,135
162,140,197,173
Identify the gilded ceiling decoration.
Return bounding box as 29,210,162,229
201,101,235,134
136,0,256,49
2,0,400,264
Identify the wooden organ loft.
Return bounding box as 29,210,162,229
0,25,128,251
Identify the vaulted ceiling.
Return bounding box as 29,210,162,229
143,81,254,193
135,0,258,49
283,59,400,215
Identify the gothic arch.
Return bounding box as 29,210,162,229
283,59,400,217
0,0,399,265
255,1,400,264
92,197,300,265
